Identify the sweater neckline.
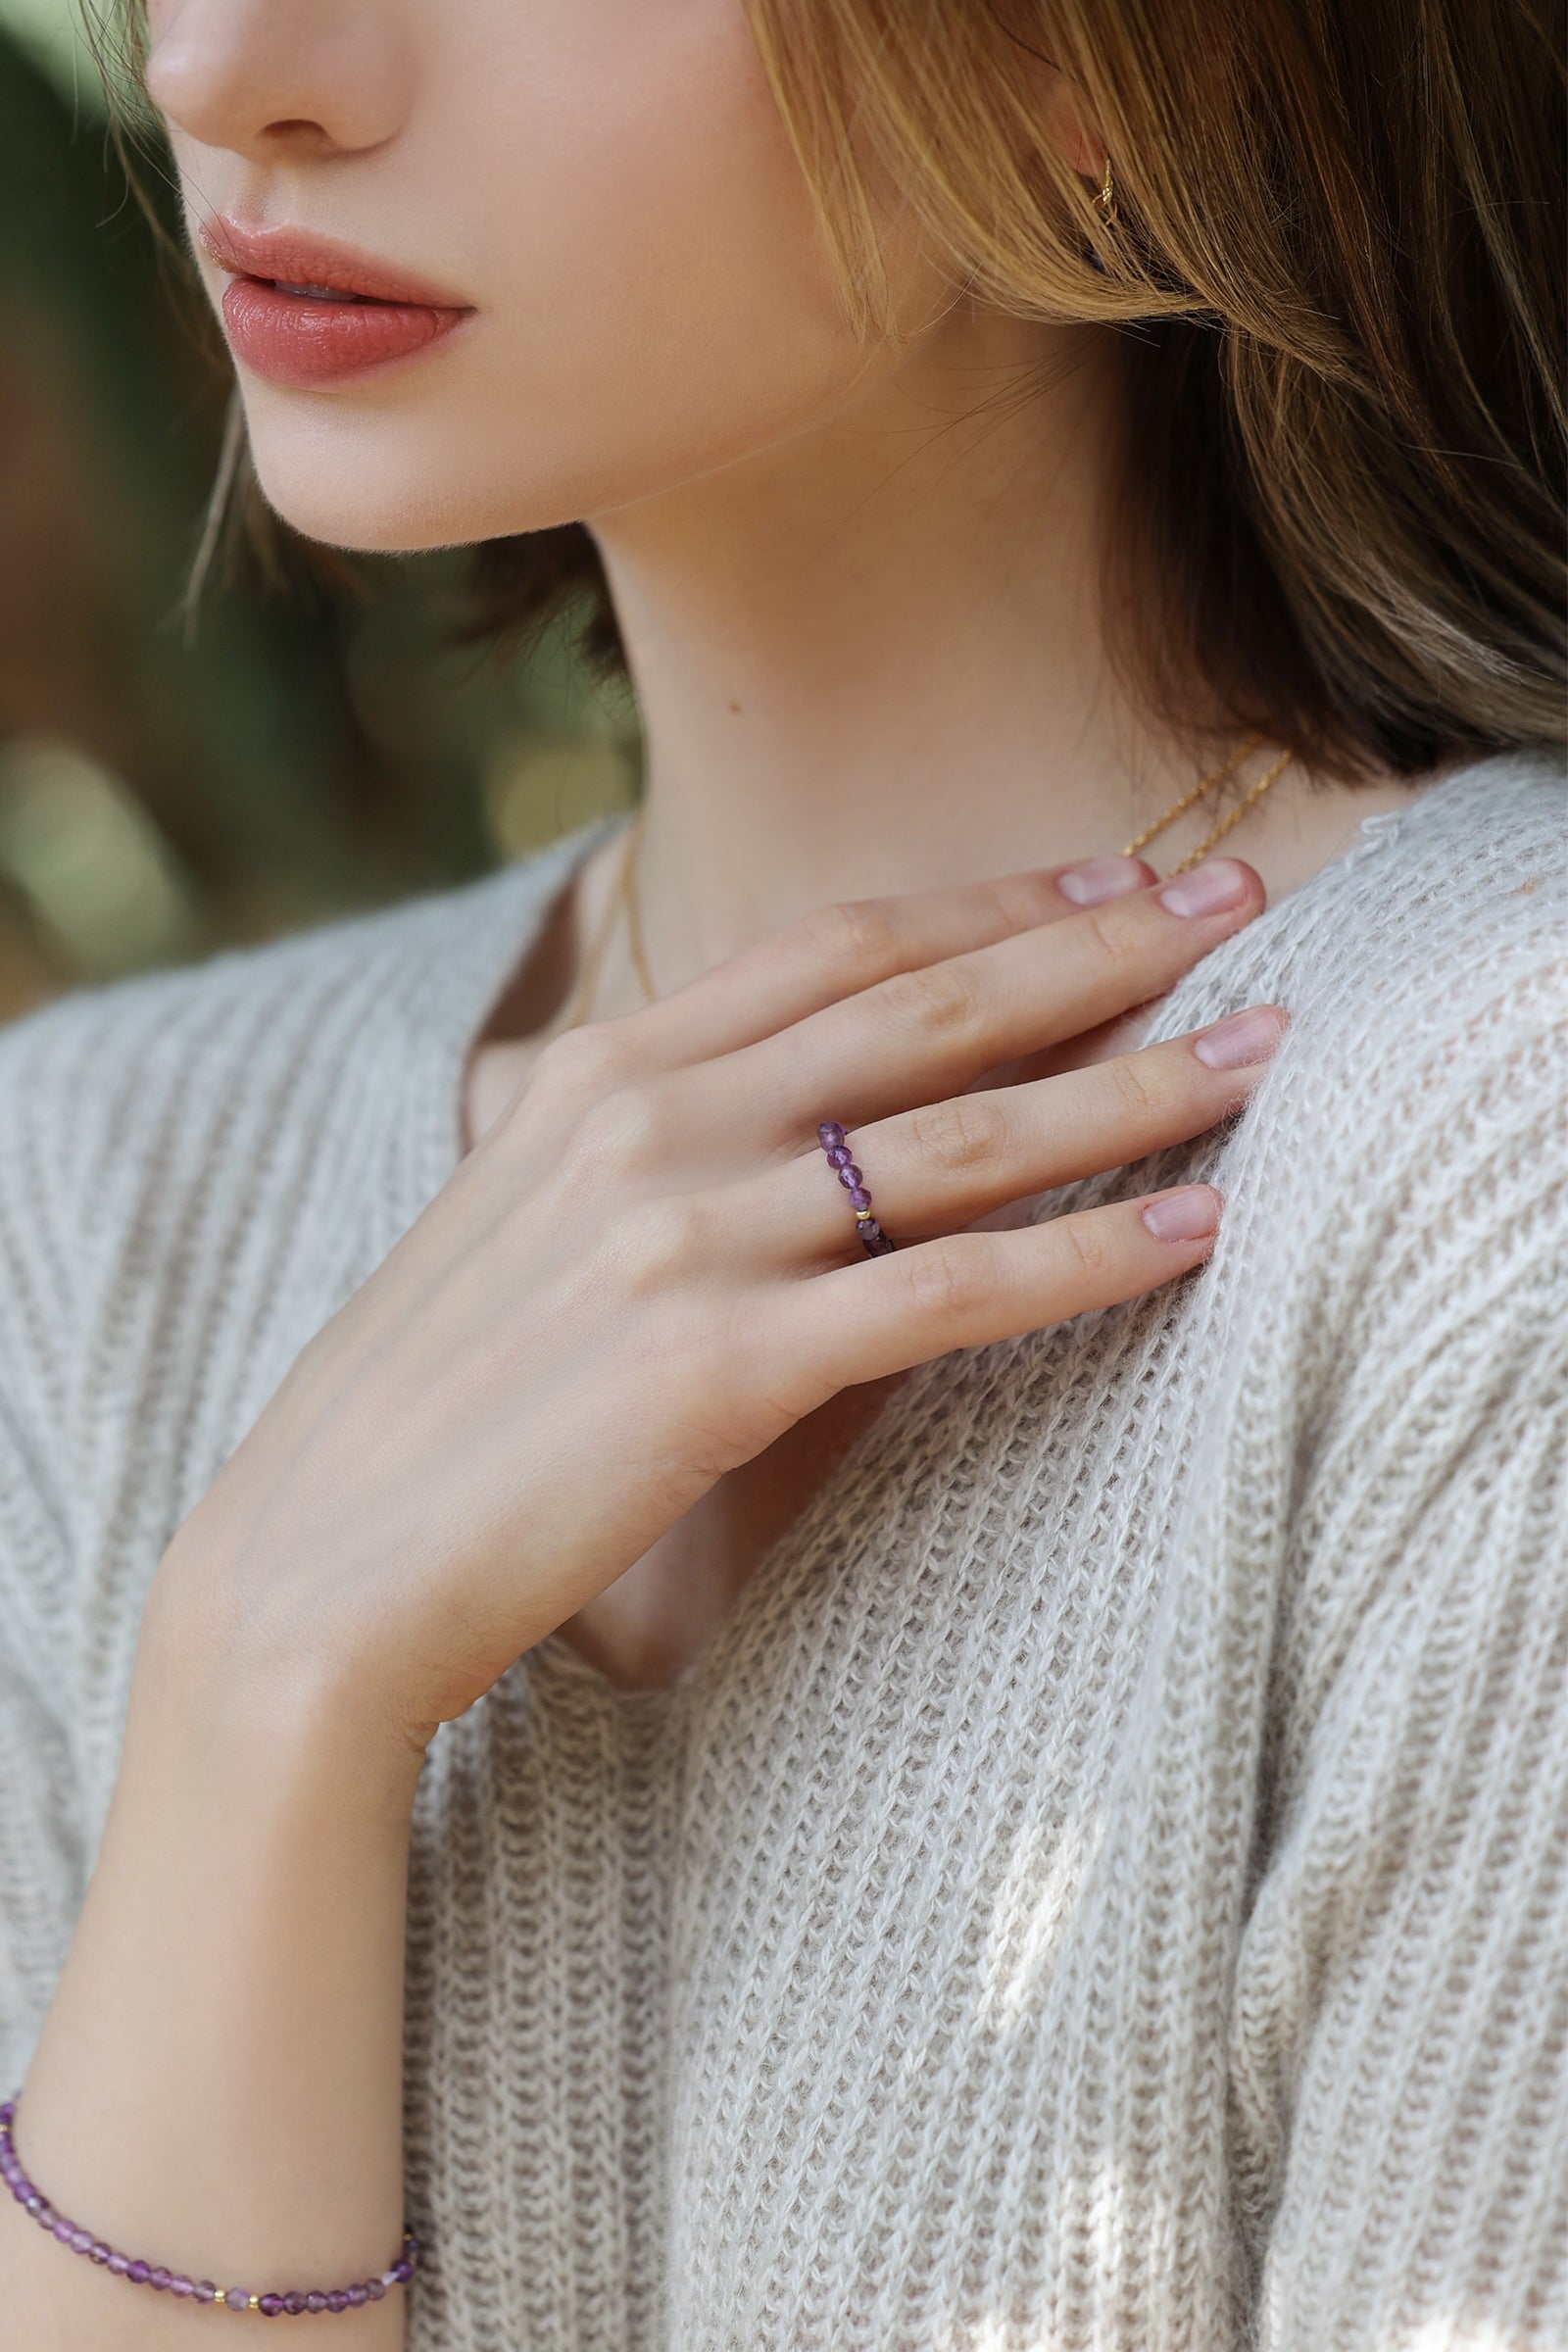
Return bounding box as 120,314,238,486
398,755,1512,1707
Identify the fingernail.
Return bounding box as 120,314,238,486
1142,1185,1222,1242
1193,1004,1288,1070
1157,858,1250,917
1058,855,1147,906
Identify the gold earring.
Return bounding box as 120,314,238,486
1097,153,1116,225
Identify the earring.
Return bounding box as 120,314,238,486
1097,153,1116,225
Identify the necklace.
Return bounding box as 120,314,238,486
562,737,1295,1030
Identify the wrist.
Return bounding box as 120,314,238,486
135,1536,428,1820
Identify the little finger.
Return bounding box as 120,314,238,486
774,1187,1225,1394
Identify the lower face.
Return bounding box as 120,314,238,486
153,0,937,554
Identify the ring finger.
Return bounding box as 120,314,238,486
748,1001,1289,1263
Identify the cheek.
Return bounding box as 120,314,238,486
238,0,865,550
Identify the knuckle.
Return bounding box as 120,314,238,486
617,1197,710,1296
988,871,1059,932
1105,1052,1163,1121
904,1235,994,1326
879,957,982,1040
907,1092,1007,1179
1080,903,1146,980
1058,1211,1114,1287
568,1081,668,1177
529,1021,626,1108
795,895,901,974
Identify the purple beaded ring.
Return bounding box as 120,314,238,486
0,2097,420,2317
817,1121,897,1256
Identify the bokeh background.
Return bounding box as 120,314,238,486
0,0,640,1022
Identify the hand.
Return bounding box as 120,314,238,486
157,851,1285,1752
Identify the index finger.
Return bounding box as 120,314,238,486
632,855,1155,1066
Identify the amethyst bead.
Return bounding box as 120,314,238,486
817,1120,845,1149
835,1161,863,1189
847,1186,872,1210
1,2086,421,2320
825,1144,853,1169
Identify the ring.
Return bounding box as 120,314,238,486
817,1121,897,1257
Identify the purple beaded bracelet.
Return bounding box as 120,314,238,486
1,2097,420,2318
817,1120,897,1256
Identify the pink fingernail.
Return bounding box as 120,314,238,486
1142,1185,1222,1242
1193,1004,1288,1070
1058,855,1147,906
1157,858,1250,917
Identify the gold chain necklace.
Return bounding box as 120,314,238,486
563,738,1294,1031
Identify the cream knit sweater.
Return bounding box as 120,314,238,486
0,754,1564,2351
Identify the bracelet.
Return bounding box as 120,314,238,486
1,2097,420,2317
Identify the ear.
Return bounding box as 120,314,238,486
1036,69,1107,180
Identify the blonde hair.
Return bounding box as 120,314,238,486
723,0,1566,774
103,0,1567,777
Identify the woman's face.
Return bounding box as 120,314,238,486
144,0,935,553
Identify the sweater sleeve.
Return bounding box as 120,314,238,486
1230,966,1568,2350
0,1012,91,2095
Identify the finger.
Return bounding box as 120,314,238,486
620,856,1156,1066
775,1187,1224,1395
727,856,1268,1145
762,1004,1288,1259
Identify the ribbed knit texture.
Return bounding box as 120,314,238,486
0,754,1564,2350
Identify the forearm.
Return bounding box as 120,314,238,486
2,1553,423,2345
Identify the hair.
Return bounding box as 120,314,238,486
104,0,1567,779
480,0,1567,778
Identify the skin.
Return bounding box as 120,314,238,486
7,0,1436,2338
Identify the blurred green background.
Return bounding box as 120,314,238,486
0,1,640,1020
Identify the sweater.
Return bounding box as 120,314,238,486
0,752,1564,2352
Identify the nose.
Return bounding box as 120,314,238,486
145,0,411,163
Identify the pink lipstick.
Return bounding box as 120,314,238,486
198,216,474,388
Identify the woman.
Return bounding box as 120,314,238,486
1,0,1562,2343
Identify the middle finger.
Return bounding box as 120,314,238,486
750,1001,1290,1262
725,856,1268,1146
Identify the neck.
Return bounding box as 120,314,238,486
591,304,1204,999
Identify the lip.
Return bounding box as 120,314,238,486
197,214,474,388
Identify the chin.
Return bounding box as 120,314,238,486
236,324,871,555
242,422,529,554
